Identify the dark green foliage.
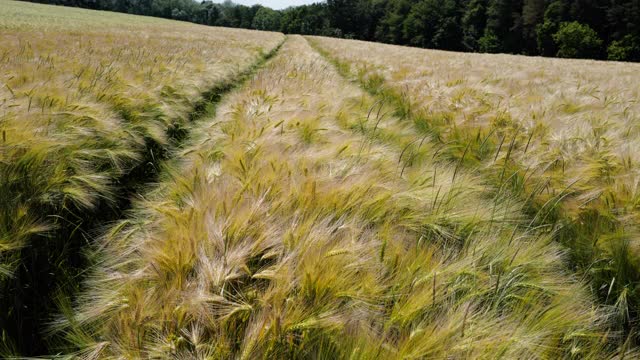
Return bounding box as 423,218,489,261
403,0,464,50
479,28,502,52
374,0,412,43
522,0,545,54
26,0,640,61
553,21,603,58
536,1,565,55
252,7,281,31
608,35,640,61
462,0,488,51
484,0,523,53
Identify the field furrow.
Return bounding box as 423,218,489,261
59,35,624,358
308,35,640,347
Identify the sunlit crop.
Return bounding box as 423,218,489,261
0,0,283,354
0,0,282,277
60,35,626,359
3,0,640,357
308,35,640,345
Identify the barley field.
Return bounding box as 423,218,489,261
0,0,283,354
0,1,281,264
2,0,640,358
0,0,281,268
309,34,640,347
56,34,619,358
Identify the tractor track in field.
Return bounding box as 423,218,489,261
1,37,286,357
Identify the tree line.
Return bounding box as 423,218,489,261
28,0,640,61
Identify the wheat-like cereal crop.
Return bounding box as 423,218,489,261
0,0,283,278
62,35,624,359
308,35,640,342
0,1,283,354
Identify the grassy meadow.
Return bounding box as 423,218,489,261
2,0,640,358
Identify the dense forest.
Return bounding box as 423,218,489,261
27,0,640,60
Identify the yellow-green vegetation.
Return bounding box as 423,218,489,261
0,0,283,354
59,35,628,358
308,35,640,344
0,0,282,267
4,0,640,357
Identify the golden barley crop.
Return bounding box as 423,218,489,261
0,0,283,277
308,35,640,342
3,0,640,357
0,0,282,354
59,35,629,359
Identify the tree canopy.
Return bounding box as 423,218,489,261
28,0,640,61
